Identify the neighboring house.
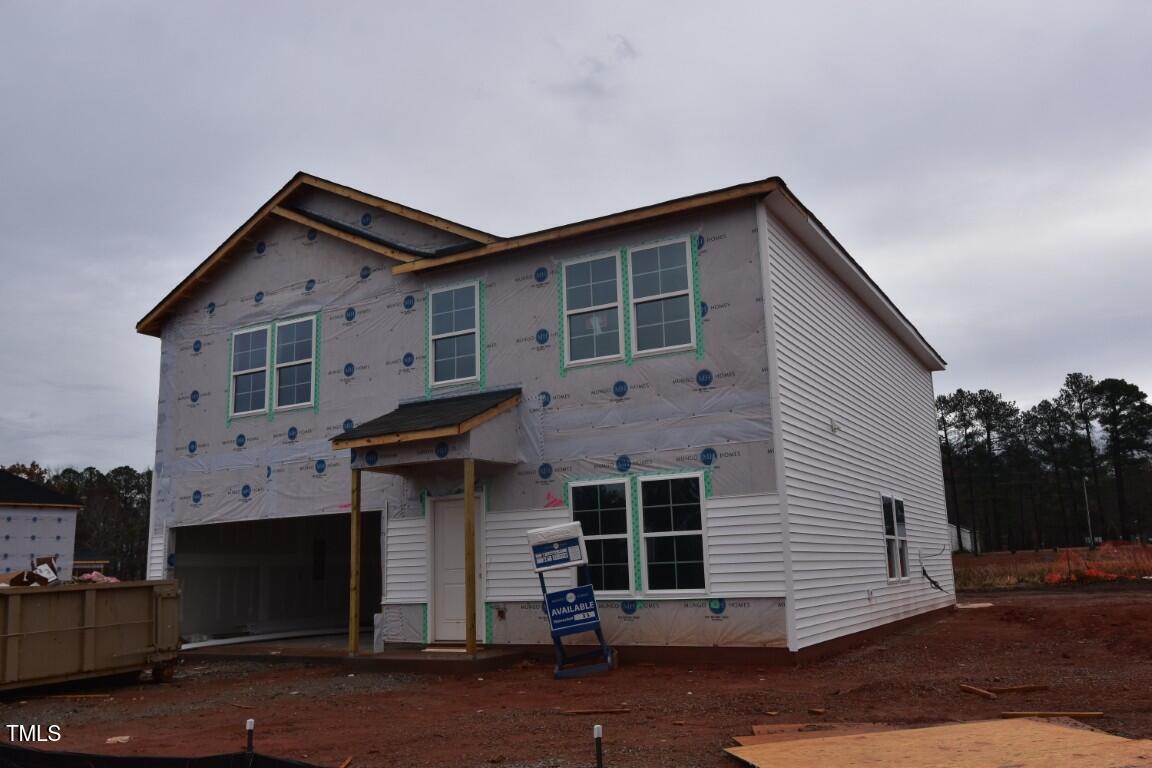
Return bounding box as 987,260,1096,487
138,172,955,655
0,470,82,578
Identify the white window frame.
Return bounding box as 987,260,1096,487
561,252,625,368
638,471,709,595
273,315,316,411
626,236,697,358
429,280,480,387
229,323,271,418
882,494,910,581
569,478,634,595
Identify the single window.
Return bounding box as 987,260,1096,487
430,284,478,384
231,327,269,415
571,481,630,592
630,240,693,353
275,317,314,408
883,495,909,579
641,476,705,590
564,254,622,363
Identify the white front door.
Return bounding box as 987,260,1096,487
432,497,481,642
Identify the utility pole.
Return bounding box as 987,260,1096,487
1082,476,1095,549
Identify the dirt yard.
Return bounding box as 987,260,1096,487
3,585,1151,768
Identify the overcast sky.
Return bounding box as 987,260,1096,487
1,1,1150,471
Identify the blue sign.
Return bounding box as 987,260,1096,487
708,598,726,615
538,463,553,479
612,380,628,398
305,279,316,292
546,585,601,636
343,363,355,377
700,447,717,466
403,352,415,367
315,459,326,474
535,328,550,345
187,440,197,454
241,484,251,499
190,390,200,403
615,455,631,473
288,426,298,441
193,339,202,353
343,418,354,432
345,307,356,322
534,266,549,283
235,434,246,448
403,295,415,310
254,291,264,304
532,538,583,570
696,369,713,387
192,490,202,504
538,391,551,407
621,600,638,615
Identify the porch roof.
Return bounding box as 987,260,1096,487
330,388,522,451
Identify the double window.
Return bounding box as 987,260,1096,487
570,474,706,594
882,495,909,579
429,284,478,385
230,317,315,417
561,236,696,367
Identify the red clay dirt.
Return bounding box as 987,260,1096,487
3,585,1150,768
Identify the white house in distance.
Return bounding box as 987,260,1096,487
0,470,82,579
137,172,955,657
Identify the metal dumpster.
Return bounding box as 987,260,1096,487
0,580,179,691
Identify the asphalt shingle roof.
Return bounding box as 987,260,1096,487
0,471,82,507
332,388,522,444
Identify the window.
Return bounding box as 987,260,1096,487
630,239,693,354
564,254,622,364
275,317,314,408
430,284,477,384
571,481,630,592
641,476,705,590
231,326,269,415
882,495,909,579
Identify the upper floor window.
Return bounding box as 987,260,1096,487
882,495,909,579
630,239,694,354
564,254,622,364
231,326,269,416
275,317,314,409
571,481,631,592
641,475,706,591
430,284,478,385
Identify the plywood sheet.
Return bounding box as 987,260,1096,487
737,722,899,745
726,719,1152,768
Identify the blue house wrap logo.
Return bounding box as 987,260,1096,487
360,266,371,280
403,295,415,310
343,419,354,432
288,426,298,441
206,302,216,316
235,434,246,448
616,455,631,472
241,484,251,499
538,463,553,480
314,459,326,474
435,442,450,459
366,450,378,466
187,440,197,454
696,369,714,387
256,241,266,254
700,447,717,466
305,279,316,292
190,390,200,403
700,301,709,317
538,391,551,407
343,363,355,377
307,228,317,241
350,449,358,463
534,267,549,283
535,329,549,345
613,380,628,398
266,466,272,479
360,213,372,226
193,339,202,353
403,352,415,367
697,234,705,249
192,490,202,504
621,601,638,615
345,307,356,322
254,291,264,304
708,598,726,615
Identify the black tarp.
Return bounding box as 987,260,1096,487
0,744,323,768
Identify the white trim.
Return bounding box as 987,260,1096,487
428,281,480,387
568,477,634,595
637,471,709,595
625,235,697,356
427,493,486,643
273,315,317,410
561,251,625,368
229,323,271,417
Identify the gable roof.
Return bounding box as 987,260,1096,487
136,174,944,370
330,388,522,450
0,471,82,508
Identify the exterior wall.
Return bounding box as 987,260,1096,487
758,205,955,651
0,505,77,578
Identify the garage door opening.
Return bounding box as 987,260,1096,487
173,512,381,642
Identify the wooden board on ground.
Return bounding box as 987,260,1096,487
726,719,1152,768
737,723,899,746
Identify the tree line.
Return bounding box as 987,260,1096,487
2,463,150,579
937,373,1152,552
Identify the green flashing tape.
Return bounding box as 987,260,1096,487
485,603,494,646
266,323,277,422
422,604,429,644
704,468,714,498
691,233,704,360
312,312,322,414
620,247,633,366
224,333,234,429
477,281,487,388
629,475,642,592
423,289,432,399
563,481,570,508
556,266,567,379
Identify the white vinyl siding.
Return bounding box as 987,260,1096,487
761,206,954,650
706,493,785,596
383,516,428,603
483,507,575,601
147,531,167,580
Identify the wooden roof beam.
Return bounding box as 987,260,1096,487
270,206,420,263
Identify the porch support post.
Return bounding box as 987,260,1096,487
464,458,477,656
348,467,362,655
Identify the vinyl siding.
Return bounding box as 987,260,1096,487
382,516,428,604
147,532,167,580
705,493,784,596
484,507,575,601
762,209,954,650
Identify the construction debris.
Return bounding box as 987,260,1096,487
959,684,998,700
986,684,1050,694
1000,711,1105,719
561,708,631,716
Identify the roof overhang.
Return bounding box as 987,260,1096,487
331,389,522,451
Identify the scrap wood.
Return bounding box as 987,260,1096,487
986,684,1049,694
736,723,899,746
338,759,353,768
1001,711,1104,719
45,694,113,700
562,708,630,715
959,684,998,700
228,702,256,709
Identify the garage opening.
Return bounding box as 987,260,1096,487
173,512,381,641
